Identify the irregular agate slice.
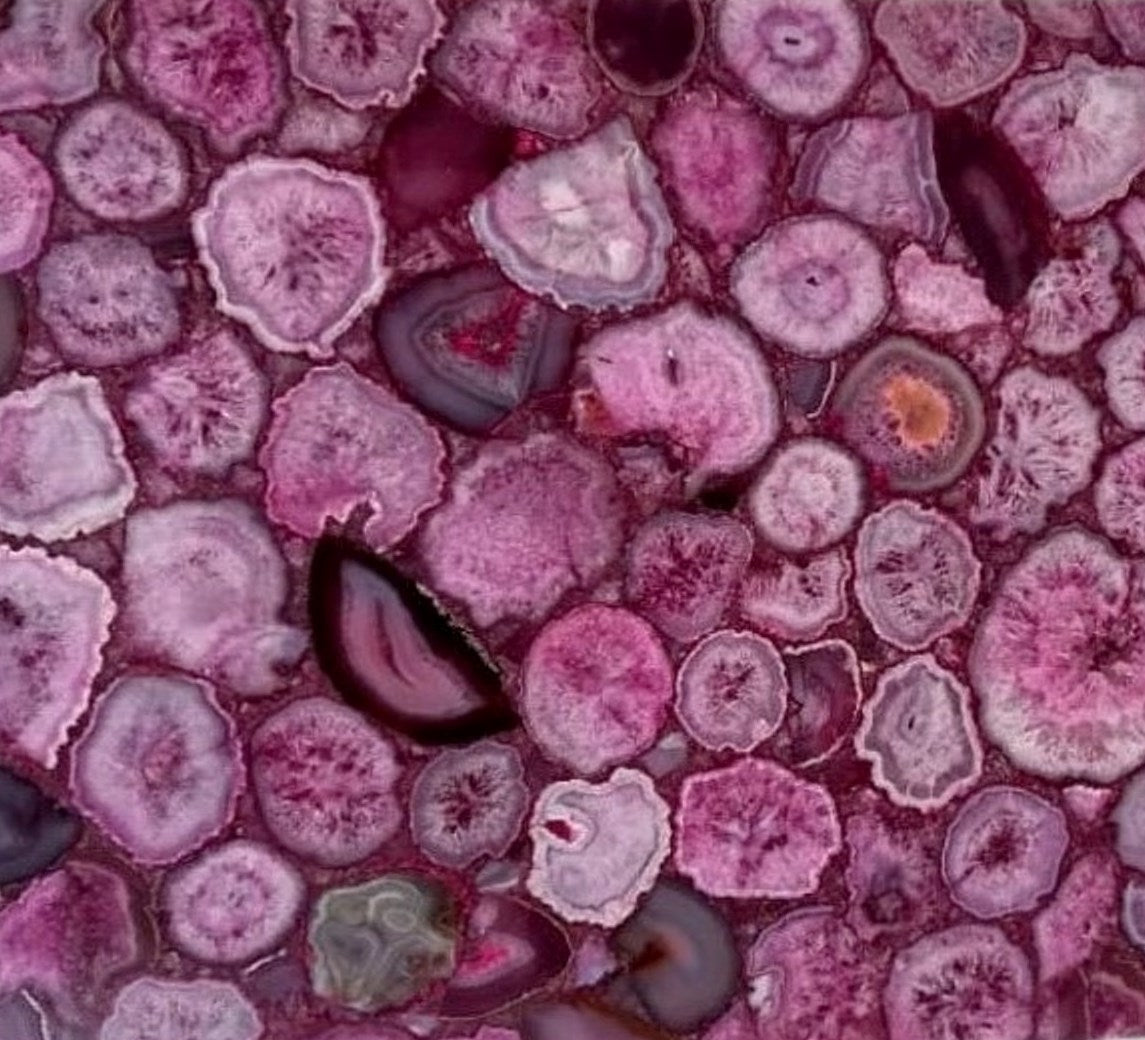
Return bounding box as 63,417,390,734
70,674,243,865
932,112,1051,309
376,264,576,434
442,894,570,1017
285,0,443,110
793,113,949,243
857,655,983,811
419,433,624,627
0,0,106,112
99,977,261,1040
0,132,52,272
124,326,268,478
121,499,305,697
873,0,1026,108
260,363,446,551
745,907,884,1040
308,873,458,1013
432,0,603,139
0,545,113,769
941,785,1068,920
575,301,780,490
651,87,780,246
124,0,283,152
674,758,841,900
995,55,1145,221
884,925,1034,1040
971,528,1145,782
526,769,671,927
609,882,738,1033
36,233,180,368
309,536,515,744
0,861,140,1025
0,374,136,541
193,158,389,357
470,118,675,311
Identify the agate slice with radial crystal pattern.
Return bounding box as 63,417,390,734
2,3,1144,1039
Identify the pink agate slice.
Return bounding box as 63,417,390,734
432,0,603,140
1096,438,1145,555
884,925,1033,1040
260,363,445,551
716,0,867,122
0,545,113,769
526,768,671,927
1022,219,1121,358
522,603,673,775
748,438,865,553
873,0,1026,108
650,87,779,246
941,785,1068,920
1034,851,1118,982
0,0,105,112
121,498,305,697
732,213,888,360
739,548,851,643
249,696,402,868
54,99,189,224
793,113,949,243
419,433,624,627
98,977,262,1040
857,654,983,811
124,326,269,478
969,366,1100,540
0,861,140,1024
624,512,752,644
124,0,283,152
891,244,1002,335
576,301,780,489
854,500,982,652
193,157,389,357
970,527,1145,783
470,118,675,312
70,674,244,865
163,839,306,966
285,0,444,110
745,907,884,1040
0,132,52,272
1098,315,1145,431
771,638,862,767
674,757,841,900
0,373,136,542
674,629,787,753
994,55,1145,220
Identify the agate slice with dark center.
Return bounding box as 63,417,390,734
0,765,80,885
588,0,703,95
376,265,576,434
308,536,517,745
